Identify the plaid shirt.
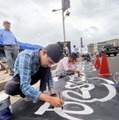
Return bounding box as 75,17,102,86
14,50,54,103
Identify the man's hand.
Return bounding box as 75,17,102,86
75,70,80,76
76,70,83,77
39,93,64,107
49,96,64,107
78,72,81,77
78,73,84,77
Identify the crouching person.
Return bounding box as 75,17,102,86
4,42,64,107
56,53,81,77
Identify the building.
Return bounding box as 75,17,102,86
87,43,97,54
87,39,119,54
105,39,119,47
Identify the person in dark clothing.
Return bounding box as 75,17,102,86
4,42,64,107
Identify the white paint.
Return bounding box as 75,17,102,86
78,61,96,73
81,76,86,82
65,82,94,91
54,107,83,120
65,82,77,89
82,62,85,72
34,102,50,115
81,90,91,99
62,83,116,103
69,75,77,82
80,84,94,99
62,102,93,114
35,101,93,120
87,77,115,85
93,66,96,71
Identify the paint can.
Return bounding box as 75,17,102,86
0,92,12,120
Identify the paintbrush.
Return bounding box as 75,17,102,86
58,91,63,110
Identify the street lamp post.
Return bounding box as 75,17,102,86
52,0,70,42
52,9,66,42
62,8,66,42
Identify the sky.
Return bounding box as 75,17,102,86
0,0,119,49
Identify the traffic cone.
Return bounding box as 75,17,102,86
94,54,100,69
98,53,112,77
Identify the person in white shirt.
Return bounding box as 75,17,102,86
73,45,79,54
56,53,81,76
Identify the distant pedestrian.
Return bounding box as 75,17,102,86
73,45,79,55
0,21,19,75
64,45,69,57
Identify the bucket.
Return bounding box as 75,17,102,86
0,93,12,120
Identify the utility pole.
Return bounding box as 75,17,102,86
80,37,83,54
62,0,66,42
53,0,70,42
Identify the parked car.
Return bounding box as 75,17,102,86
99,44,118,57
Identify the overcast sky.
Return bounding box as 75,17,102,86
0,0,119,48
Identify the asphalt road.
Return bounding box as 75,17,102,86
107,54,119,74
10,55,119,120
